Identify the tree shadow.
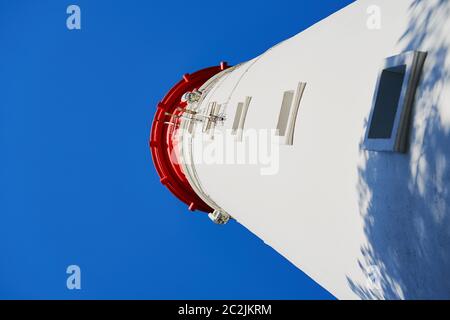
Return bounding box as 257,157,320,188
348,0,450,299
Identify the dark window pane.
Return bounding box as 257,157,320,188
368,65,406,139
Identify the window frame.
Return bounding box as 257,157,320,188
363,51,427,153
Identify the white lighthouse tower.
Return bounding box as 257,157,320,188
150,0,450,299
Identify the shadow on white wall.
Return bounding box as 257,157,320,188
349,0,450,299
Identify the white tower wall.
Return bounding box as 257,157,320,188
178,0,450,299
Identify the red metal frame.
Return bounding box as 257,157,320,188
149,62,229,213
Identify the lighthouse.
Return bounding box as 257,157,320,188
150,0,450,299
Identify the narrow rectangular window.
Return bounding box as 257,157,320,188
285,82,307,145
368,65,406,139
236,96,252,141
276,91,294,137
232,102,244,134
276,82,307,145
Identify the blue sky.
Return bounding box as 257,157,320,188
0,0,353,299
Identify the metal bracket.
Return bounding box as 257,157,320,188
202,102,225,133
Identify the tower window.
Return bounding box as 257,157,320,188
232,102,244,134
276,82,307,145
368,65,406,139
276,91,295,137
363,51,427,153
231,97,252,141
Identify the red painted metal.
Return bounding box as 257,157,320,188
149,63,229,213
